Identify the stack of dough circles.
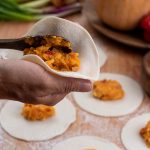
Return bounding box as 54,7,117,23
52,136,121,150
121,113,150,150
0,98,76,141
73,73,144,117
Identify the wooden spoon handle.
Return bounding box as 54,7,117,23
0,38,26,50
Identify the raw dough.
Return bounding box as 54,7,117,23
73,73,144,117
121,113,150,150
0,98,76,141
94,40,107,67
0,49,23,59
52,136,121,150
23,16,99,81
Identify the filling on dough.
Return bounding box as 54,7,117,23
22,104,55,121
24,36,80,71
92,80,124,100
140,121,150,148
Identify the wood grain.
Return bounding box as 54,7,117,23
0,10,150,150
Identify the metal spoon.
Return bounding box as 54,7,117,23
0,35,72,53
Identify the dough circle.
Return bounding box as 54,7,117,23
121,113,150,150
73,73,144,117
52,135,121,150
0,98,76,141
0,49,23,59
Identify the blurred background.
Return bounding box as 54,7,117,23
0,0,84,21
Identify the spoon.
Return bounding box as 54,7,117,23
0,35,72,53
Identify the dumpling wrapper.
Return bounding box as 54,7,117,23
0,98,76,141
121,113,150,150
94,39,107,67
52,136,121,150
0,49,23,59
22,16,99,80
73,73,144,117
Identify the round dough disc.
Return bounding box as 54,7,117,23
73,73,144,117
52,136,121,150
121,113,150,150
95,41,107,67
0,49,23,59
0,98,76,141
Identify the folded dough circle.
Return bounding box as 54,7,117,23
0,49,23,59
0,98,76,141
52,136,121,150
23,16,100,80
73,73,144,117
121,113,150,150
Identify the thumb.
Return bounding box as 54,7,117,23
60,77,92,93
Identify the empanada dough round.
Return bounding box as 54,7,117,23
23,16,100,81
52,136,121,150
0,98,76,141
121,113,150,150
0,49,23,59
73,73,144,117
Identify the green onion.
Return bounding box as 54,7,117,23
20,0,50,8
0,7,38,21
0,0,81,21
0,0,49,21
0,14,11,20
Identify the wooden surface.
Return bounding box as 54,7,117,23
0,8,150,150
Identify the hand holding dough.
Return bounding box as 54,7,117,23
0,59,92,106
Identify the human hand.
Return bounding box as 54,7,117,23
0,59,92,105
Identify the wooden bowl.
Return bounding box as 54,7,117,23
83,0,150,49
142,51,150,95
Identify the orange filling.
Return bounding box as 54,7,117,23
24,36,80,71
92,80,124,101
22,104,55,121
140,121,150,148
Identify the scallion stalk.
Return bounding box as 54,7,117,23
20,0,50,8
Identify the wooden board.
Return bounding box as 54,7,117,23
0,10,150,150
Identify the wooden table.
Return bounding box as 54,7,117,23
0,11,150,150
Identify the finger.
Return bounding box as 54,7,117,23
60,78,92,93
35,93,68,106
